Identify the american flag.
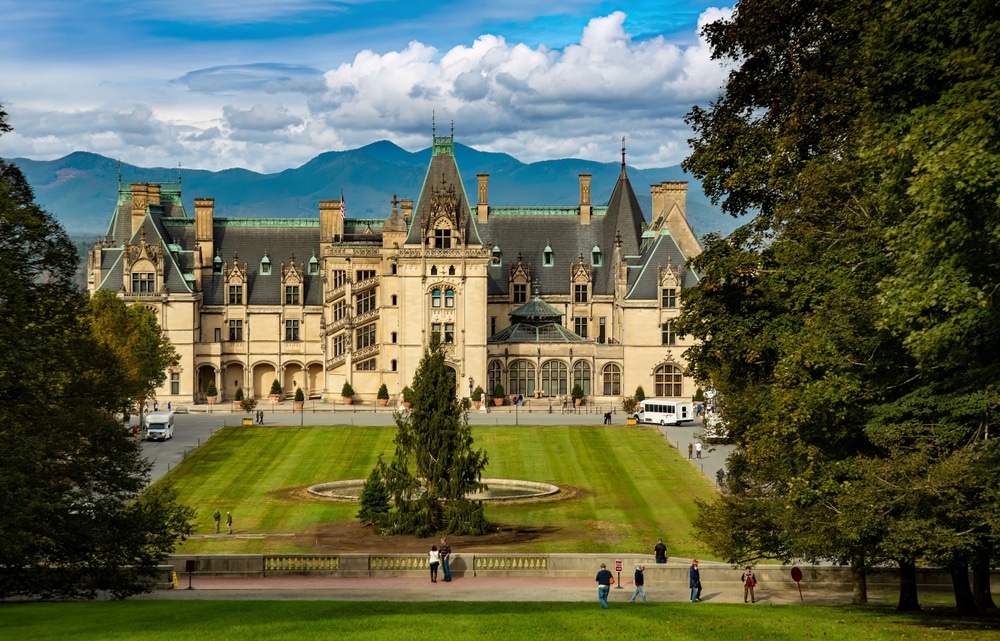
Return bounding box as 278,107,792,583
340,189,346,219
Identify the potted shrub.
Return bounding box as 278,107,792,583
233,386,244,410
294,387,305,410
268,379,282,402
571,383,585,407
634,386,646,403
493,382,505,406
401,386,414,410
377,383,390,407
205,380,218,405
341,381,355,405
472,385,484,409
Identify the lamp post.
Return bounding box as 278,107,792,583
468,376,474,404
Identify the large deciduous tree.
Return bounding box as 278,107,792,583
680,0,1000,613
377,335,491,537
0,106,194,599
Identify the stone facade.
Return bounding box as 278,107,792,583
88,134,701,407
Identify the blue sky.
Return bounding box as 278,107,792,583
0,1,733,172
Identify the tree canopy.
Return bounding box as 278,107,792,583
0,105,194,599
680,0,1000,613
374,335,491,537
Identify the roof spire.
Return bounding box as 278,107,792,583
620,136,627,177
432,110,436,138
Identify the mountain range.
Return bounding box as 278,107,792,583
8,141,739,239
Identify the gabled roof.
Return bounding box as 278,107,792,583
404,133,482,246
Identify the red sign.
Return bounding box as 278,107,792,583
614,559,623,573
790,566,803,582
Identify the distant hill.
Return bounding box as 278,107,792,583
7,142,741,238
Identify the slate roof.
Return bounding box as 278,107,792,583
404,136,482,247
487,296,588,344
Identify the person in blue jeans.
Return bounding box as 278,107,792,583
595,563,614,608
629,565,647,603
439,537,452,582
689,559,701,601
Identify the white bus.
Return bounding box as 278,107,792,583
144,411,175,441
634,399,693,426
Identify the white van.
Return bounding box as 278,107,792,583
144,411,175,441
633,399,693,426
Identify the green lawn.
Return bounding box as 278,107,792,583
7,601,999,641
162,424,714,556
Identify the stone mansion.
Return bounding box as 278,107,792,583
87,133,701,407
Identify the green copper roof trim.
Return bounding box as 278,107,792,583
432,134,454,157
471,206,609,217
161,218,320,228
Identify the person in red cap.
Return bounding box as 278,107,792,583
689,559,701,601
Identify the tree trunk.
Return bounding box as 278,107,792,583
973,548,997,611
897,560,921,611
950,562,979,616
850,553,868,605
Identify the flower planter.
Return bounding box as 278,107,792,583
574,398,583,407
206,396,217,405
493,398,504,407
377,399,388,407
294,401,304,410
342,397,353,405
268,394,281,403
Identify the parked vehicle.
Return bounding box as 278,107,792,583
704,412,731,443
633,398,693,426
144,411,175,441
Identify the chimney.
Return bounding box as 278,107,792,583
579,174,592,225
148,183,161,206
401,199,413,223
131,183,149,237
657,181,701,259
477,174,489,223
319,200,341,243
194,198,215,282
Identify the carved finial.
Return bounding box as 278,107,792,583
432,110,436,137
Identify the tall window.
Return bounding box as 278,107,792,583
333,333,349,357
574,318,588,338
356,289,376,315
431,289,442,308
655,365,683,397
444,323,455,344
435,228,451,249
513,283,527,303
284,319,300,341
170,372,180,395
445,289,455,307
332,300,347,322
572,361,591,396
540,361,568,397
509,360,536,397
356,323,377,349
331,270,348,288
228,319,243,341
356,269,376,282
599,317,606,344
228,285,243,305
214,327,221,342
574,284,588,303
661,287,677,308
132,272,154,293
602,364,621,396
661,322,677,346
285,285,300,305
488,361,503,397
490,316,496,336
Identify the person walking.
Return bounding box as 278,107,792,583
654,538,668,564
687,442,693,459
742,566,757,603
695,442,702,459
428,545,440,583
689,559,701,602
213,509,221,533
439,537,452,582
603,411,612,425
226,511,233,534
629,565,647,603
595,563,614,609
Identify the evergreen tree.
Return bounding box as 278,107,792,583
380,335,491,536
0,105,194,599
356,462,391,525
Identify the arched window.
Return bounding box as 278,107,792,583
488,361,503,398
431,289,442,308
540,360,568,397
430,265,438,276
591,245,602,266
543,244,554,267
445,289,455,308
509,360,536,397
602,364,621,396
572,361,591,396
448,265,456,276
655,365,683,397
260,252,271,275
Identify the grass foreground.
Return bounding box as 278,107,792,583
163,424,715,557
6,601,1000,641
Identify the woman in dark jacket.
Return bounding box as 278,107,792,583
689,560,701,601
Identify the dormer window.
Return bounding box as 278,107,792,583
435,228,451,249
260,252,271,275
591,245,602,267
491,246,502,266
308,253,319,275
213,252,223,275
543,244,554,267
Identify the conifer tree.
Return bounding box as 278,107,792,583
356,462,391,525
380,335,491,536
